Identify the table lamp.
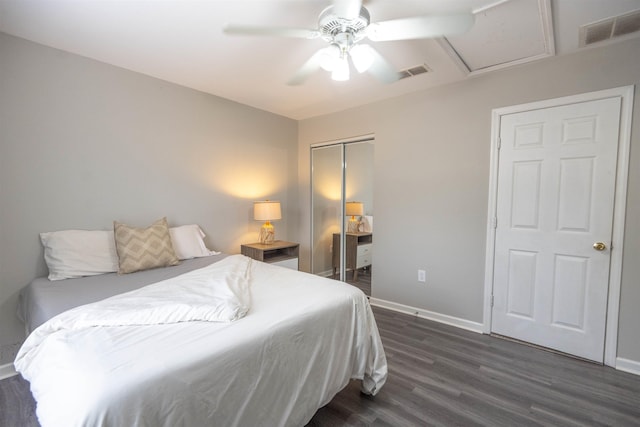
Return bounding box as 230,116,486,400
254,200,281,244
345,201,364,233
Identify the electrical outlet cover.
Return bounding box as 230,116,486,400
418,269,426,282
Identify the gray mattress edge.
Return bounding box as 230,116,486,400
17,254,229,334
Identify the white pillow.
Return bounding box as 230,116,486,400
40,230,119,281
169,225,219,260
41,224,219,281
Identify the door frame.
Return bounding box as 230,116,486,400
482,86,634,367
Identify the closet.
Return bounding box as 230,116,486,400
311,138,373,294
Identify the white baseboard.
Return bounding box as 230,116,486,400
369,297,484,334
616,357,640,376
0,363,17,380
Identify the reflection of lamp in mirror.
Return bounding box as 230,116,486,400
254,200,281,244
346,202,364,233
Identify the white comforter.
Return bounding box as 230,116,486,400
15,255,387,427
16,255,252,360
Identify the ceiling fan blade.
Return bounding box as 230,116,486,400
332,0,363,20
367,13,475,41
287,50,325,86
223,24,320,39
364,46,400,84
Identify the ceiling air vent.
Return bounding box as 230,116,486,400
398,64,431,80
579,9,640,47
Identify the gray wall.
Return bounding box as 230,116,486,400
298,37,640,364
0,33,298,363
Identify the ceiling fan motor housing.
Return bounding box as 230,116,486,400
318,5,370,46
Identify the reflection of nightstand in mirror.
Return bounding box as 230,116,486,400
332,232,372,280
241,241,299,270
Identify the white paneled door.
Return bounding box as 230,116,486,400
491,96,622,363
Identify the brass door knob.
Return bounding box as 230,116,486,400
593,242,607,251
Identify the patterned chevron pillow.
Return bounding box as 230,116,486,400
114,217,180,274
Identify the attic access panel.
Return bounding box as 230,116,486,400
441,0,554,75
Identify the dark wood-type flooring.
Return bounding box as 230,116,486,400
2,306,639,426
336,266,371,297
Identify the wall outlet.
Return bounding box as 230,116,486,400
418,269,426,283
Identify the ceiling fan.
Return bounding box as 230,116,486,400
223,0,475,85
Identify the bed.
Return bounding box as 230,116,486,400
15,253,387,426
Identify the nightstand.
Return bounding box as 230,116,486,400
240,240,299,270
332,232,372,280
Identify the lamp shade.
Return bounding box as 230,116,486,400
331,57,350,81
345,202,364,217
254,201,282,221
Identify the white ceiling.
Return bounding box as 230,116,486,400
1,0,639,120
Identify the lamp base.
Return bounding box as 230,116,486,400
259,222,275,245
348,218,360,233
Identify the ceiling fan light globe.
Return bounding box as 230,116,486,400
331,58,350,81
350,44,374,73
319,45,341,71
320,55,338,71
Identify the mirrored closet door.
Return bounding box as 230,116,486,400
311,138,373,295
